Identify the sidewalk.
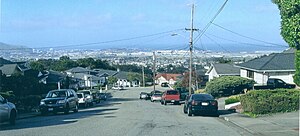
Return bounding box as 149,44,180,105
218,98,299,136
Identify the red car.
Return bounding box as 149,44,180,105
161,90,180,105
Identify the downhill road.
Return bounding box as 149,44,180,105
0,86,251,136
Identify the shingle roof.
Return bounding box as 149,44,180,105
0,64,21,75
235,51,295,72
46,70,66,83
94,69,118,76
211,63,240,75
65,67,92,73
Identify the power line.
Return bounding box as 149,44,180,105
203,34,231,53
211,23,288,47
193,0,229,44
205,32,289,48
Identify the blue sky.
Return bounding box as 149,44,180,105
0,0,288,51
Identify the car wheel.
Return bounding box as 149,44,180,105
9,110,16,125
161,101,163,105
183,105,187,114
64,104,70,114
73,104,78,113
164,101,167,105
188,107,192,116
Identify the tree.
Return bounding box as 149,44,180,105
108,76,118,86
272,0,300,86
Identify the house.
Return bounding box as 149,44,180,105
155,73,181,85
70,73,105,89
114,71,140,87
0,63,31,77
235,49,295,85
38,70,67,89
205,63,240,81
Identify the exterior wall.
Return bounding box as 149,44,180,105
253,72,268,85
268,72,295,84
240,69,247,78
169,79,176,85
240,69,295,85
208,68,219,81
156,77,168,85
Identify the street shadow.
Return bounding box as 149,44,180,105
218,109,236,116
0,108,118,131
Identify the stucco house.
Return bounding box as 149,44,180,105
155,73,181,85
235,49,295,85
205,63,240,81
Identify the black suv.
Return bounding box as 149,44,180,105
40,89,79,115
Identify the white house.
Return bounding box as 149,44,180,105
235,49,295,85
155,73,181,85
205,63,240,81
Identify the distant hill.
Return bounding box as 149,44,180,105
0,42,29,50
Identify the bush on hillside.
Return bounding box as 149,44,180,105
241,89,300,114
205,76,255,97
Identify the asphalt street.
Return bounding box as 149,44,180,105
0,86,252,136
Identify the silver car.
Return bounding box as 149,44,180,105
0,94,17,125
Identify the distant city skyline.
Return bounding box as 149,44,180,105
0,0,288,52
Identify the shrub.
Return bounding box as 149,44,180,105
225,95,241,105
240,89,300,114
205,76,255,97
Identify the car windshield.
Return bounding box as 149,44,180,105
77,94,83,98
46,91,66,98
166,90,178,95
192,94,214,101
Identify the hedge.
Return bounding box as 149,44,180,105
205,76,255,97
240,89,299,114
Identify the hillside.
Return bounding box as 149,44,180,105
0,42,28,50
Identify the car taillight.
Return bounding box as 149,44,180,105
211,101,218,106
192,100,197,105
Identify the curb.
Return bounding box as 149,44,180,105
17,112,40,120
222,116,255,135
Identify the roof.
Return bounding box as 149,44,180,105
207,63,240,76
235,51,295,72
156,73,182,81
0,64,21,75
71,73,102,81
46,70,66,83
114,71,130,79
94,69,118,76
65,67,92,73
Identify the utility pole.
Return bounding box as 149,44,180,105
142,65,145,87
153,52,156,91
185,3,198,95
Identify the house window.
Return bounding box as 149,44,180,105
247,70,254,78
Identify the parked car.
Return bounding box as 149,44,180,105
40,89,79,115
149,90,162,96
91,91,101,103
253,78,296,90
161,82,169,87
78,90,93,106
151,93,162,102
77,93,89,108
99,93,107,101
139,92,150,100
161,90,180,105
0,94,17,125
183,94,218,117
